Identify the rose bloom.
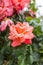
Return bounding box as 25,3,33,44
0,18,14,32
11,0,31,13
8,22,35,47
0,0,13,21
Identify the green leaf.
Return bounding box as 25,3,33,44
18,55,25,65
26,17,33,22
0,54,4,65
29,55,34,64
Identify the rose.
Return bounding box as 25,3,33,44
8,22,35,47
11,0,31,13
0,0,13,21
0,18,14,31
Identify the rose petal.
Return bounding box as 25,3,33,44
11,40,21,47
0,21,7,31
25,39,32,44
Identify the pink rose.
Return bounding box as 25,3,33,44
8,22,35,47
0,0,13,21
0,18,14,31
11,0,31,13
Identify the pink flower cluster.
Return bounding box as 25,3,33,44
0,0,35,47
0,0,31,21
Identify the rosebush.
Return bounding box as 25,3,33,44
0,0,43,65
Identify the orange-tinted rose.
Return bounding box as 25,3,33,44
8,22,35,47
